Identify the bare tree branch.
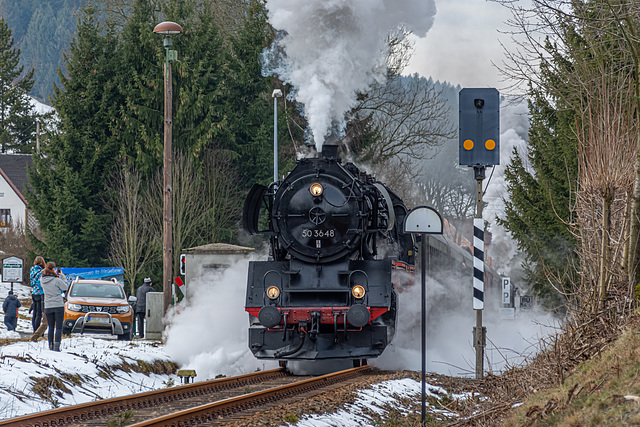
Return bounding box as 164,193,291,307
107,164,157,294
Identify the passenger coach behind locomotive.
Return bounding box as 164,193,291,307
243,145,414,364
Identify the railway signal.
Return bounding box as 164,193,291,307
459,87,501,379
179,253,186,276
459,88,500,166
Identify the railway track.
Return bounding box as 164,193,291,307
1,365,370,426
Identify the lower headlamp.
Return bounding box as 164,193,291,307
352,285,366,299
266,286,281,299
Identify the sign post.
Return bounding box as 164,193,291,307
459,87,500,379
404,206,443,426
2,256,24,293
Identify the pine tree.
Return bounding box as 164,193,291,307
116,0,229,175
169,0,228,159
27,7,121,265
113,0,164,176
0,17,38,153
498,89,579,298
220,0,291,187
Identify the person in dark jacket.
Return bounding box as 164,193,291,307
41,262,68,351
135,277,154,338
29,256,46,332
3,290,21,331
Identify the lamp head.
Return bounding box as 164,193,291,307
153,21,183,35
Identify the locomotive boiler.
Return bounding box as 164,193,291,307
242,145,415,364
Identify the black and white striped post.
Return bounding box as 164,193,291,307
404,206,443,427
473,218,484,309
473,169,487,380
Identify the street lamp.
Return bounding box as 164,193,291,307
153,21,182,318
272,89,283,185
404,206,443,426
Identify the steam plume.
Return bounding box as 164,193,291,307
263,0,436,152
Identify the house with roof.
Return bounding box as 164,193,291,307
0,154,35,231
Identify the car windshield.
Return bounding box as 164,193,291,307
70,283,125,299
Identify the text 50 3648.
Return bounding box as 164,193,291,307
301,229,335,238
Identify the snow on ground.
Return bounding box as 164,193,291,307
292,378,466,426
0,280,460,425
0,336,176,418
0,281,179,419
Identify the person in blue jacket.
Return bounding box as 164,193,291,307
29,256,45,332
3,290,21,331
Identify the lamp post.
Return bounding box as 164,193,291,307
153,21,182,318
403,206,443,426
272,89,283,185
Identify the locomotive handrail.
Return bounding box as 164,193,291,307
373,183,395,231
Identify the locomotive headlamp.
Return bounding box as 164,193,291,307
266,286,281,299
352,285,366,299
309,183,323,197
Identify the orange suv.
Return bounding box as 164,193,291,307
63,278,134,340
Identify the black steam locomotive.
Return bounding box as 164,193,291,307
243,145,415,364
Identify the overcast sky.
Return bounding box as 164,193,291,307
405,1,514,89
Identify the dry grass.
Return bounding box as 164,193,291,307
448,308,639,426
500,315,640,426
430,296,635,426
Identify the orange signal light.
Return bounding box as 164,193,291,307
485,139,496,150
463,139,474,150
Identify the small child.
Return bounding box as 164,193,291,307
3,290,21,331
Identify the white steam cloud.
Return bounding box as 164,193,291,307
375,275,560,376
164,256,278,380
263,0,437,152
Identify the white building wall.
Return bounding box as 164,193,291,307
0,173,26,227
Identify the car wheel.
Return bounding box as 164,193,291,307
118,331,132,341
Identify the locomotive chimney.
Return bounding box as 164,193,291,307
321,144,339,159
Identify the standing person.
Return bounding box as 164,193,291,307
135,277,154,339
41,262,68,351
3,290,21,331
29,256,45,332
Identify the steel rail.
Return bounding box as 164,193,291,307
0,368,286,427
130,365,371,426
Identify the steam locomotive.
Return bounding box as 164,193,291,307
243,145,415,365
